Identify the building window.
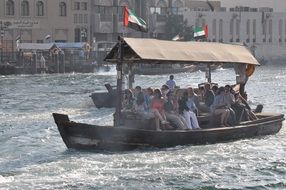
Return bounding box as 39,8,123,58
269,19,272,43
285,21,286,37
269,19,272,35
36,1,44,16
75,28,81,42
79,14,83,23
81,2,87,10
59,2,67,16
230,19,234,35
212,19,216,38
6,0,14,16
219,19,223,41
236,19,240,36
279,20,282,37
252,19,256,36
262,22,266,35
84,14,88,23
74,2,80,10
21,0,29,16
246,19,250,35
74,14,78,23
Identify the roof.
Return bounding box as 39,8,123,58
18,43,56,50
105,37,260,65
55,42,87,49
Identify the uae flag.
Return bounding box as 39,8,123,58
123,6,148,32
172,34,184,41
15,35,21,41
193,25,208,39
45,34,51,40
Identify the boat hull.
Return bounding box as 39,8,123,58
90,92,115,108
53,113,284,151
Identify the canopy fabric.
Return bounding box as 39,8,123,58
105,38,260,65
18,43,56,51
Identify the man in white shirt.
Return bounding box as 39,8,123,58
166,75,176,90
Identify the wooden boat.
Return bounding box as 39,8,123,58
54,37,285,151
53,112,284,151
90,84,116,108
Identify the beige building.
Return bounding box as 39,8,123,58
1,0,286,63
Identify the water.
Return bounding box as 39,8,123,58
0,64,285,189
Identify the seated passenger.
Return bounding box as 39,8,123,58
232,92,258,122
203,83,215,112
212,85,219,95
211,87,230,127
161,84,170,100
134,86,167,131
151,89,169,123
197,86,205,102
224,85,237,125
122,89,134,111
144,87,154,109
179,91,201,130
164,92,188,129
187,87,199,115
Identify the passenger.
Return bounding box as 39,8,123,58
166,75,176,90
232,92,258,122
173,88,183,113
144,87,154,109
164,91,188,129
203,83,215,112
187,87,199,115
134,86,167,131
122,89,134,111
211,87,230,127
179,91,201,130
212,85,219,95
151,89,168,122
197,86,205,102
224,85,237,125
232,92,248,123
202,83,214,112
161,84,170,100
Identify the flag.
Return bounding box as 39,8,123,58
15,35,21,41
172,34,184,41
123,6,148,32
45,34,51,40
193,25,208,39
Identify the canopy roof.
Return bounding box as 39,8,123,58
19,43,56,51
105,37,260,65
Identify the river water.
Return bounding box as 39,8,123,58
0,64,285,189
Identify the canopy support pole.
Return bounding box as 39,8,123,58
127,64,134,89
114,36,123,127
207,63,212,83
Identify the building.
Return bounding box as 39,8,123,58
1,0,286,64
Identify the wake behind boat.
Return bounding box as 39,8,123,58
53,37,284,151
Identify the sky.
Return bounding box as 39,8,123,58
217,0,286,12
